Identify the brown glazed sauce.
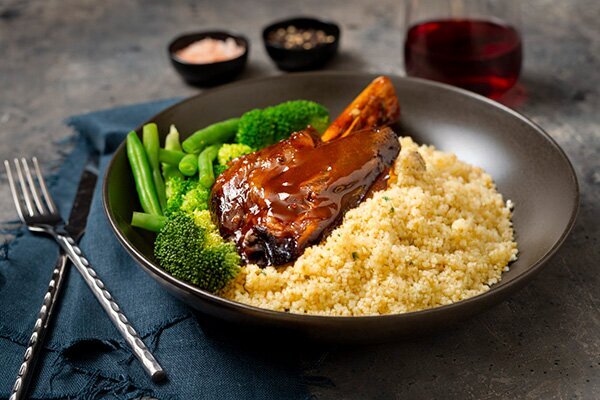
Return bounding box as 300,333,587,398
211,127,400,266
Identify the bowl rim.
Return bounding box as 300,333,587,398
102,71,579,322
262,16,340,53
168,30,249,67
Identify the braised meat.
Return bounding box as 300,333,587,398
321,76,400,142
210,127,400,266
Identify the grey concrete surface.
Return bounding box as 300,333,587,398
0,0,598,398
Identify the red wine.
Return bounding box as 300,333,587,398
404,19,522,98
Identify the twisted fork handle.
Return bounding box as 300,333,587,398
55,233,165,382
10,255,68,400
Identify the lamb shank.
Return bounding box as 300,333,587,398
211,126,400,266
211,75,402,266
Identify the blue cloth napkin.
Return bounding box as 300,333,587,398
0,100,311,399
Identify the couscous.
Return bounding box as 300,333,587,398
221,137,518,315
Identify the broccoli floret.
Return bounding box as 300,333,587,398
267,100,330,141
180,184,210,215
157,181,239,292
236,109,275,149
217,143,254,166
236,100,329,149
164,176,210,217
191,210,222,247
165,175,187,205
164,175,192,216
154,213,240,292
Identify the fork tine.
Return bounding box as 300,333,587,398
14,158,35,217
21,158,46,215
32,157,57,214
4,160,25,222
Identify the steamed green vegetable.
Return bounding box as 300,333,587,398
162,125,184,181
154,212,240,292
164,175,210,217
181,118,239,153
154,174,238,292
126,131,162,216
131,211,167,232
164,175,192,215
180,181,210,215
143,123,167,211
178,153,198,176
217,143,253,166
165,124,183,151
198,144,221,188
159,149,185,165
236,100,329,149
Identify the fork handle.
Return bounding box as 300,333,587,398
55,234,166,382
10,255,69,400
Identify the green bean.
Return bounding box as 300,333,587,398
152,169,166,210
143,123,167,211
198,144,221,188
143,124,160,169
131,211,167,232
126,131,162,216
179,153,198,176
159,149,185,165
162,125,184,181
182,118,239,153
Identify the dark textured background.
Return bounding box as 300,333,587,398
0,0,598,398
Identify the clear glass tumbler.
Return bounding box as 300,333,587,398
404,0,522,99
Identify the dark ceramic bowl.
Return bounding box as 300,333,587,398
262,17,340,71
168,31,249,87
103,72,578,343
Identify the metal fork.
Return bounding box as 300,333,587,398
4,157,165,387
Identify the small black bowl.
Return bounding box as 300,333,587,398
262,17,340,71
168,31,249,87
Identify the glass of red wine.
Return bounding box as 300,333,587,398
404,0,522,99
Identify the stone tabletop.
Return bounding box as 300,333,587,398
1,0,598,398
